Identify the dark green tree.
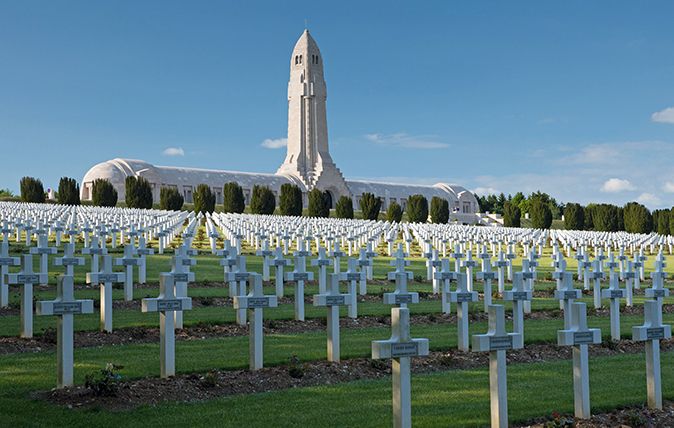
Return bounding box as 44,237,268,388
563,203,584,230
623,202,652,234
654,209,670,235
584,203,597,230
592,204,621,232
91,178,118,207
430,196,449,224
335,195,354,219
307,188,330,217
279,183,303,216
387,201,403,223
503,201,521,227
125,176,153,209
250,185,276,215
57,177,80,205
407,194,428,223
359,192,381,220
20,176,45,203
530,197,552,229
159,187,184,211
193,184,215,214
669,207,674,237
222,182,245,213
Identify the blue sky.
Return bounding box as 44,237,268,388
2,1,674,208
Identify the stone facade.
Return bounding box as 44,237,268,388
81,30,480,222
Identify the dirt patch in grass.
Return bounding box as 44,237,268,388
39,339,674,411
520,401,674,427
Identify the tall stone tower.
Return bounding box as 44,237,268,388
277,30,350,203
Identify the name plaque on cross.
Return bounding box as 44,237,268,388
511,291,530,300
647,328,666,340
522,272,534,280
394,294,414,304
326,295,345,305
97,274,120,282
609,290,624,298
345,273,361,281
181,259,193,266
292,273,310,281
157,300,184,311
358,260,370,267
391,342,420,358
573,331,595,344
481,272,496,280
137,249,153,255
36,248,54,255
61,258,81,266
18,274,40,283
234,273,249,281
246,297,271,308
173,273,189,282
0,257,16,264
437,272,455,280
648,289,667,298
52,302,83,314
122,259,137,266
489,336,513,351
454,292,476,303
563,291,580,299
316,260,331,266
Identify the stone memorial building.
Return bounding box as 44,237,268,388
81,30,479,223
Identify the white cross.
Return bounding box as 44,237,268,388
313,273,354,362
271,247,290,297
234,273,278,370
86,254,125,332
449,273,478,351
435,259,456,314
7,254,47,338
29,234,56,285
551,255,567,310
505,244,516,282
81,236,107,276
554,272,581,329
451,244,464,273
429,249,442,294
36,274,94,388
0,241,20,308
503,272,532,338
632,254,643,290
601,272,625,341
141,272,192,378
357,248,371,295
622,260,636,307
227,256,250,325
311,246,332,295
520,259,536,314
115,244,139,301
557,302,601,419
588,259,604,309
632,300,672,409
372,306,429,428
285,253,314,321
329,241,345,274
341,258,365,319
255,239,274,281
136,235,154,284
54,243,85,277
385,245,417,308
471,304,523,428
493,251,508,294
647,264,669,313
220,242,239,297
170,246,196,329
477,254,496,313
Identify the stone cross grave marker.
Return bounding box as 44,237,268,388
255,239,274,281
220,243,239,297
171,246,196,329
81,236,106,278
233,273,278,370
462,250,477,292
435,259,456,314
29,234,56,285
557,302,602,419
115,244,139,301
477,253,496,312
601,272,625,340
136,236,154,284
449,273,478,351
588,259,604,309
521,258,537,314
385,245,418,308
494,251,508,294
54,243,85,276
451,243,464,274
622,260,636,307
551,254,567,310
36,274,94,388
357,247,372,295
227,256,250,325
372,306,429,428
313,273,354,362
429,249,442,293
505,243,516,281
329,241,345,275
7,254,47,338
580,252,592,291
503,272,532,338
632,300,672,409
141,273,192,378
311,246,331,295
0,241,20,308
554,272,581,329
472,304,523,428
341,258,365,319
271,247,290,297
285,250,314,321
86,255,125,332
647,264,669,313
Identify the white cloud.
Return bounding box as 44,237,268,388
365,133,449,149
261,138,287,149
651,107,674,124
600,178,635,193
162,147,184,156
663,182,674,193
473,187,500,196
636,192,662,207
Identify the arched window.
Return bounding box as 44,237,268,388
295,55,298,65
299,54,302,64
